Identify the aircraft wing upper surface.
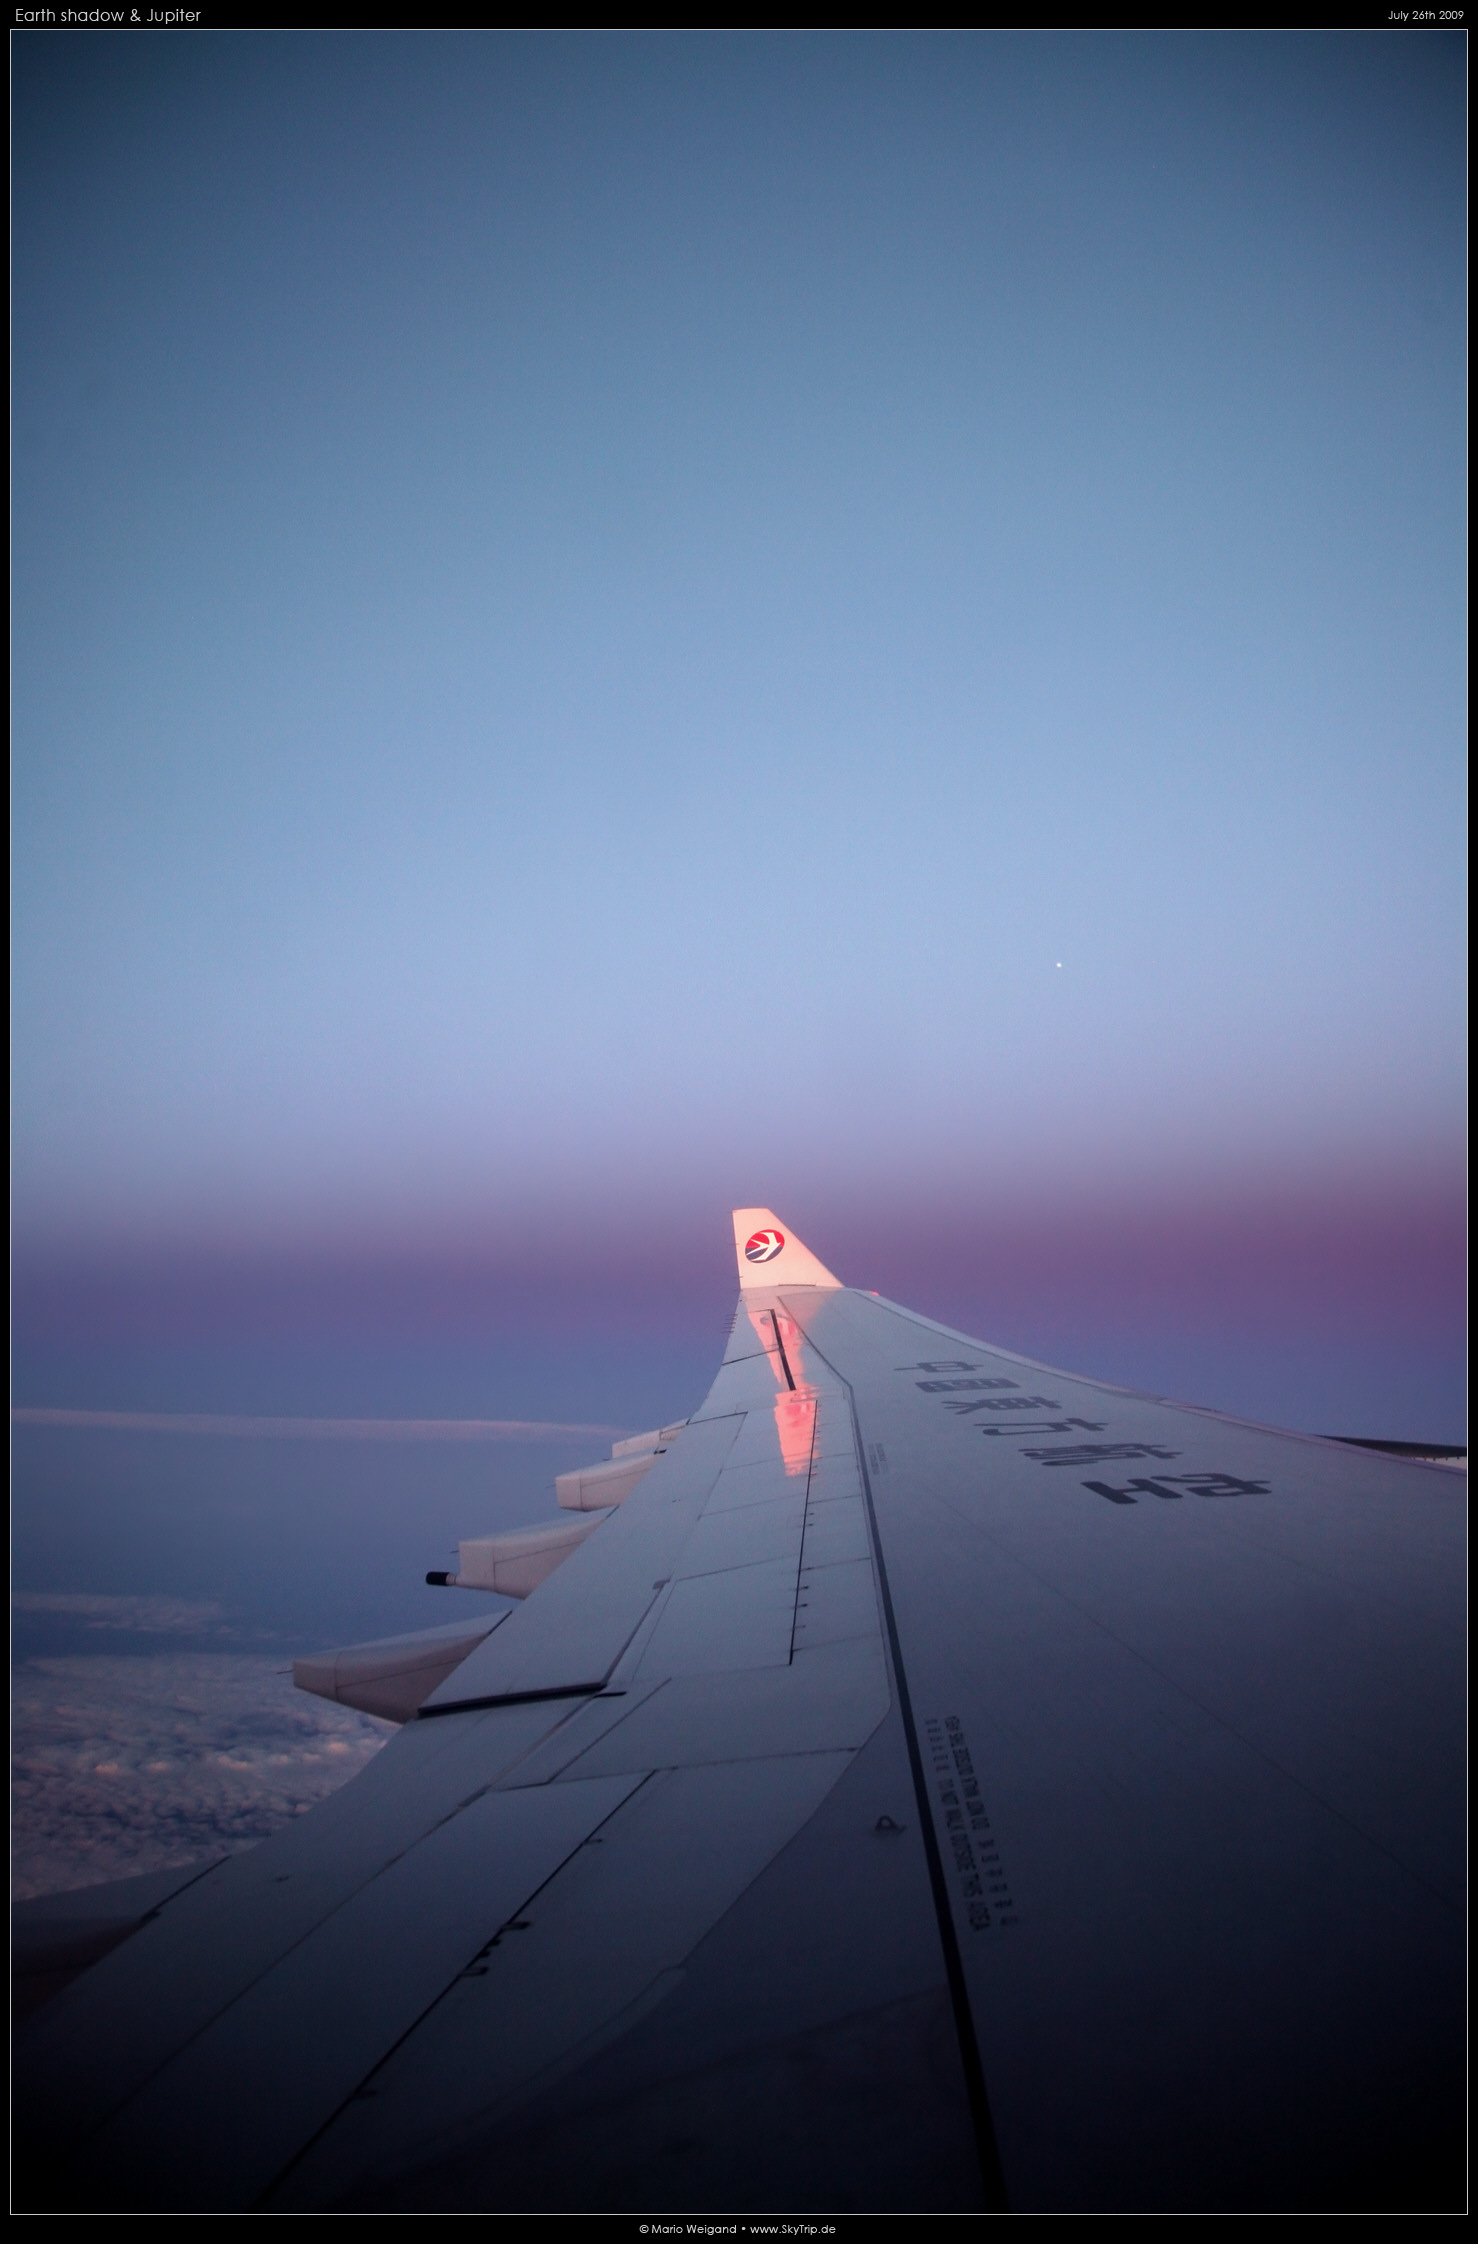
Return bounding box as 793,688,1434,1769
14,1212,1464,2213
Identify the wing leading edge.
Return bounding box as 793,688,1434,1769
14,1213,1464,2212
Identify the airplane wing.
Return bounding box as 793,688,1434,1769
14,1211,1464,2213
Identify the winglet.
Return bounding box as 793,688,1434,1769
732,1208,843,1290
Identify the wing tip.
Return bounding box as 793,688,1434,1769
731,1207,843,1290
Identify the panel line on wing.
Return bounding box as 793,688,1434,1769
262,1752,864,2207
252,1773,660,2212
791,1311,1011,2214
418,1682,606,1719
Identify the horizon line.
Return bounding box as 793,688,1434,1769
10,1408,629,1443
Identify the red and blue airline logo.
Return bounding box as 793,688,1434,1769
745,1228,785,1263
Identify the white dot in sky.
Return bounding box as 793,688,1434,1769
1056,961,1062,969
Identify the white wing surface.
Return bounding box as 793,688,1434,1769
14,1212,1464,2212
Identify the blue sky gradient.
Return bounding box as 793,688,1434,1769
13,31,1465,1418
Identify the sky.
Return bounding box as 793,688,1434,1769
9,21,1466,1895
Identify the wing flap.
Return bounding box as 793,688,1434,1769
16,1696,602,2155
70,1774,647,2211
262,1752,857,2211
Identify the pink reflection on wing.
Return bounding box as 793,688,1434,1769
747,1304,818,1477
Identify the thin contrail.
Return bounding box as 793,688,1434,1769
10,1408,628,1443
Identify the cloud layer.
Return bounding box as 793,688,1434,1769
12,1652,391,1901
12,1591,232,1636
11,1408,627,1441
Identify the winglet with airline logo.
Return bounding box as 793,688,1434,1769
732,1208,843,1291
